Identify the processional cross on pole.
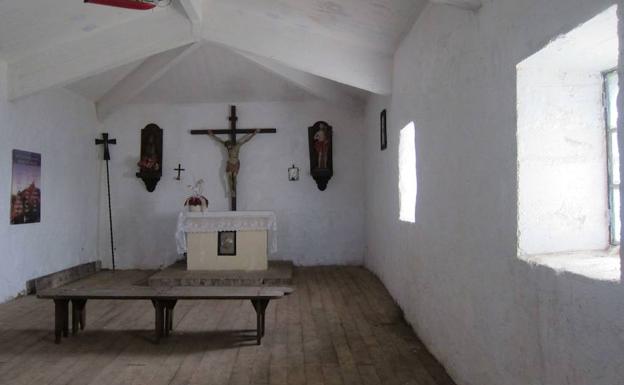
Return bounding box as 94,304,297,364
190,105,276,211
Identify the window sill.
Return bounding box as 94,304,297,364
519,249,620,282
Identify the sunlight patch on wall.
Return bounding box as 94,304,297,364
399,122,417,223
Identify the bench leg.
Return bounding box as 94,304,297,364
54,299,69,344
71,299,87,335
163,300,177,337
152,300,165,344
251,299,269,345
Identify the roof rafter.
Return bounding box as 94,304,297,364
178,0,203,37
200,1,392,94
429,0,482,12
7,8,194,101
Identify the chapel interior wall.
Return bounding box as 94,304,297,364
99,100,366,269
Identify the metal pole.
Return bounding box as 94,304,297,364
105,159,115,271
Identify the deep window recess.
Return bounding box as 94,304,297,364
604,70,620,245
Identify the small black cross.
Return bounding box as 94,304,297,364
95,133,117,161
174,164,185,181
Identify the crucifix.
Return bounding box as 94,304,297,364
174,164,185,181
190,105,276,211
95,133,117,271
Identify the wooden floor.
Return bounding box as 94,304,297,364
0,267,456,385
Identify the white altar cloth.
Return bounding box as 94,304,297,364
176,211,277,255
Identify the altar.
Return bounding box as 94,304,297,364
176,211,277,271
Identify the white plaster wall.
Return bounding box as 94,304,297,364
100,100,365,269
619,1,624,275
518,69,609,255
0,87,100,302
364,1,624,385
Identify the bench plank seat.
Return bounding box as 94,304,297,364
38,285,293,345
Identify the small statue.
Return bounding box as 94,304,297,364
207,129,259,197
313,126,330,169
137,133,161,172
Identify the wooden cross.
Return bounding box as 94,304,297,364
94,133,117,270
174,164,185,181
95,133,117,161
191,105,276,211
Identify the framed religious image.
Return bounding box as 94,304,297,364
136,123,163,192
308,121,333,191
218,231,237,256
10,150,41,225
380,109,387,150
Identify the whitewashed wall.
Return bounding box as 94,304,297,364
0,87,100,302
100,100,365,269
364,1,624,385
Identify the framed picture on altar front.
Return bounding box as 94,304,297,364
218,231,237,256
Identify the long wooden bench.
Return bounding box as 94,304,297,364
37,286,293,345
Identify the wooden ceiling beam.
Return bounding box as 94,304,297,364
178,0,203,37
429,0,482,12
199,1,392,94
7,8,194,101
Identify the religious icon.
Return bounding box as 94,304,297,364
206,129,260,198
218,231,237,256
136,123,163,192
308,121,333,191
10,150,41,225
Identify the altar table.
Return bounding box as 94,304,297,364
176,211,277,271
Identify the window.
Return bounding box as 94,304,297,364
517,5,617,256
399,122,416,223
604,70,620,244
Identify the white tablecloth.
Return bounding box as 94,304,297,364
176,211,277,255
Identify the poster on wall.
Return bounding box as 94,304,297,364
10,150,41,225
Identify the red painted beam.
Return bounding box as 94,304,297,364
84,0,156,10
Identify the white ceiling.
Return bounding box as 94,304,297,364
67,42,315,104
0,0,432,116
0,0,153,61
209,0,426,54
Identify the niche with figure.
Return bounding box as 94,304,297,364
308,121,333,191
136,123,163,192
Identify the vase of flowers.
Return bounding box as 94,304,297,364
184,179,209,212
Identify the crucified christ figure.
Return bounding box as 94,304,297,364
207,129,260,197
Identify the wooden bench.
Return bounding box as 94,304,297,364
38,286,293,345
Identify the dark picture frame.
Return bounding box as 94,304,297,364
380,109,387,151
218,231,237,256
10,150,41,225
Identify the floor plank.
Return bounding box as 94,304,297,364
0,267,456,385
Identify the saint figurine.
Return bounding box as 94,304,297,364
313,125,330,169
207,129,260,197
